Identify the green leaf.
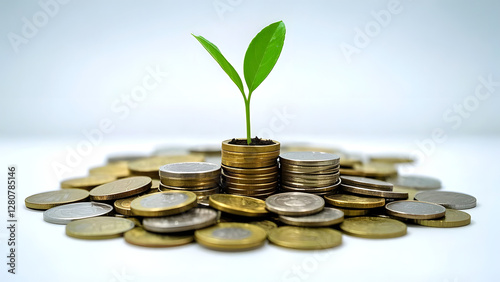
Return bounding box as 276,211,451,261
192,34,245,96
243,21,286,95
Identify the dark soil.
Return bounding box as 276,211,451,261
229,137,275,146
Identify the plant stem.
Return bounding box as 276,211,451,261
245,97,251,144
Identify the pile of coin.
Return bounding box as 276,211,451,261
220,139,280,198
279,151,341,195
159,162,221,205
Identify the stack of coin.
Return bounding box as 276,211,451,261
159,162,221,204
279,151,341,195
339,176,408,200
128,155,205,179
220,139,280,198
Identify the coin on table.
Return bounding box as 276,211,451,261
89,162,131,178
279,151,340,166
414,191,476,209
340,216,407,238
341,184,408,199
195,222,267,251
90,176,152,201
265,192,324,216
130,191,197,217
143,208,219,233
248,220,278,234
385,200,446,220
25,189,89,210
279,207,344,227
66,216,135,239
43,202,113,224
324,193,385,209
124,227,194,247
114,196,140,216
334,207,369,217
61,175,117,190
209,194,268,217
387,175,441,190
268,226,342,250
414,209,471,228
340,176,393,191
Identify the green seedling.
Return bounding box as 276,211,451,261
192,21,286,145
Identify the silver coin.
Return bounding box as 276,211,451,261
385,200,446,220
265,192,324,216
159,162,220,178
387,175,441,190
143,208,219,233
340,176,393,191
414,191,476,209
43,202,113,224
279,207,344,227
279,151,340,166
140,193,188,208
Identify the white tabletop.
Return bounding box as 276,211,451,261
0,135,497,282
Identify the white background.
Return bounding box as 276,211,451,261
1,1,499,281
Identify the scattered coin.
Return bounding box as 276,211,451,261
124,227,194,247
279,207,344,227
324,193,385,209
268,226,342,250
66,216,135,239
340,217,407,238
334,207,369,217
143,208,219,233
265,192,324,216
340,176,393,191
387,175,441,190
209,194,268,217
414,191,477,210
385,200,446,220
114,196,140,216
43,202,113,224
341,184,408,199
130,191,197,217
25,189,89,210
195,222,267,251
414,209,471,228
248,220,278,234
61,175,117,190
90,176,152,201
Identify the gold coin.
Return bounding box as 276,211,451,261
61,175,117,190
222,160,278,169
248,220,278,234
223,181,278,190
66,216,135,239
222,173,277,184
339,168,365,177
89,162,130,178
195,222,267,251
268,226,342,250
114,215,142,227
224,188,277,196
124,227,194,247
114,196,140,216
151,179,160,190
222,149,280,159
221,139,280,153
353,162,397,178
90,176,152,201
340,216,407,238
369,155,414,164
333,207,369,217
341,184,408,199
222,164,278,175
130,191,197,217
324,193,385,209
25,189,89,210
128,155,204,178
392,186,418,201
414,209,471,228
209,194,268,217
